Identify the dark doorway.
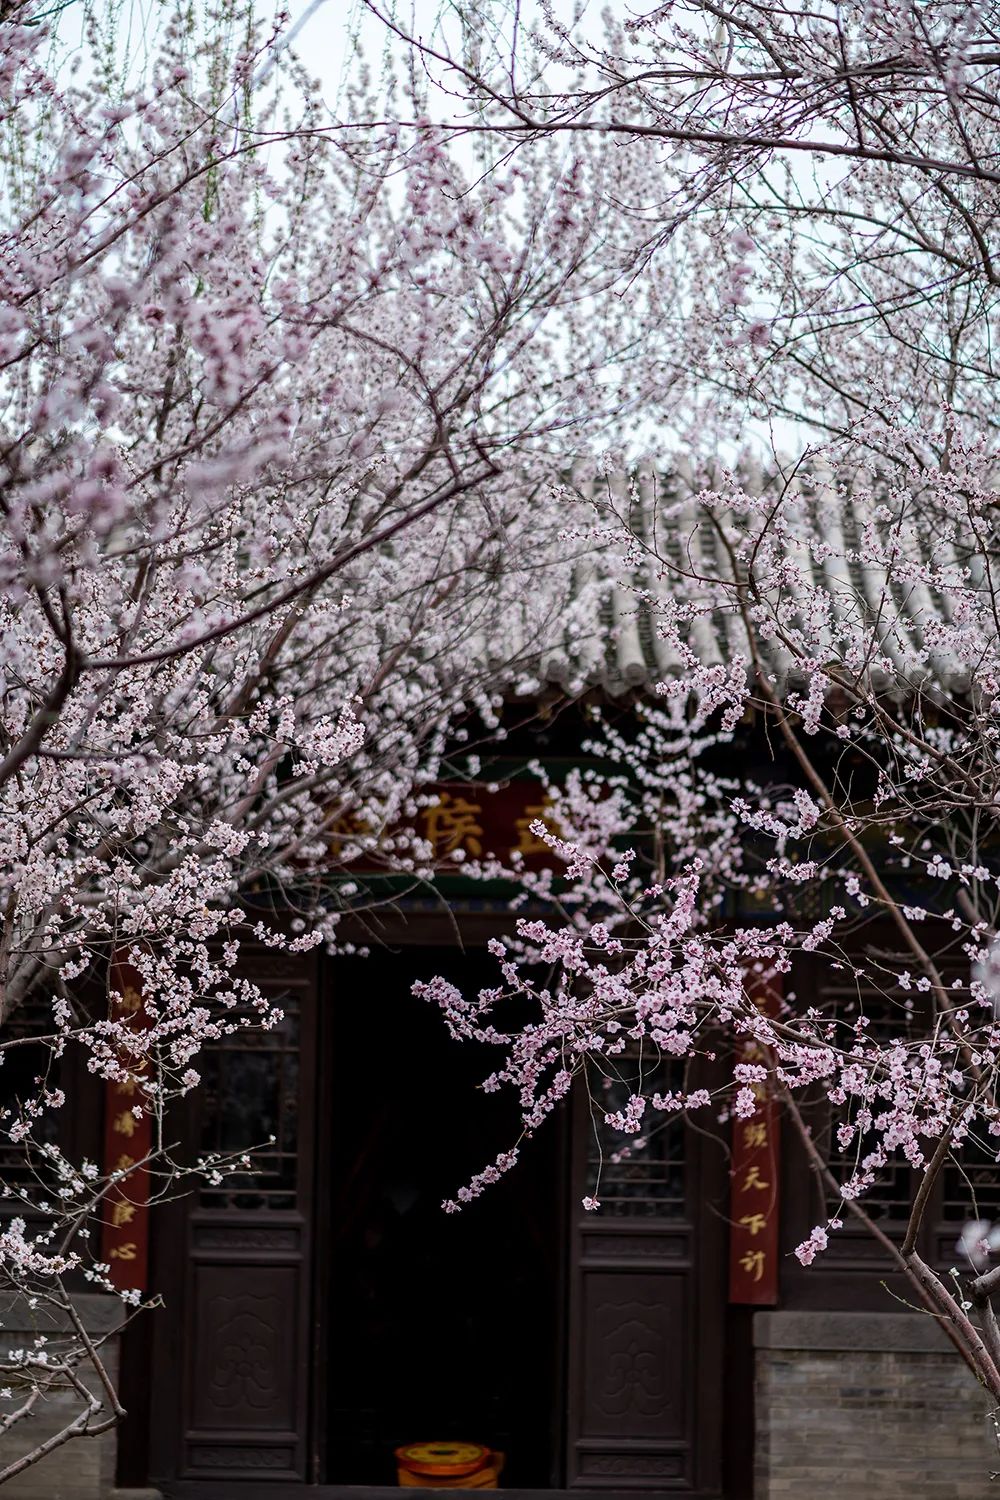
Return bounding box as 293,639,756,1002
326,946,565,1489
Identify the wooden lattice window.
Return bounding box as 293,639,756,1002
821,983,920,1227
0,997,63,1201
941,1131,1000,1225
587,1055,686,1217
198,990,301,1211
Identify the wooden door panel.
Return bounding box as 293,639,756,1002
566,1068,724,1494
150,954,318,1486
580,1271,687,1440
190,1262,300,1430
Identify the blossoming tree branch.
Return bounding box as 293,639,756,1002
0,0,688,1472
388,0,1000,1431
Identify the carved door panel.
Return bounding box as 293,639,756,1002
151,952,318,1483
566,1065,725,1493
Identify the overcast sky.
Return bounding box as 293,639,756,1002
46,0,806,460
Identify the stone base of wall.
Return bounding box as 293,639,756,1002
0,1293,126,1500
754,1311,998,1499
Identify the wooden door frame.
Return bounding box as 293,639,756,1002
564,1073,728,1495
312,917,574,1490
310,961,335,1485
162,1485,726,1499
147,908,731,1495
148,950,320,1486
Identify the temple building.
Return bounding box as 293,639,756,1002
3,474,996,1500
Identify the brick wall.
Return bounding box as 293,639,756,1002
754,1311,998,1499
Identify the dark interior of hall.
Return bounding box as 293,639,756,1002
326,947,565,1489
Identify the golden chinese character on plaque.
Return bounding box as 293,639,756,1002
421,793,483,858
511,802,558,856
118,985,142,1016
326,807,374,853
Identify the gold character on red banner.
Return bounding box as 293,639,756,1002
103,955,153,1295
739,1211,769,1237
118,985,142,1016
730,972,782,1307
421,793,483,858
740,1249,767,1283
512,803,556,855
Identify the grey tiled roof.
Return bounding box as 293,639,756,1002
497,463,982,701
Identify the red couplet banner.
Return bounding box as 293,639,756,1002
728,972,782,1305
100,953,152,1293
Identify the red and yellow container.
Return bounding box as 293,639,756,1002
395,1442,504,1489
